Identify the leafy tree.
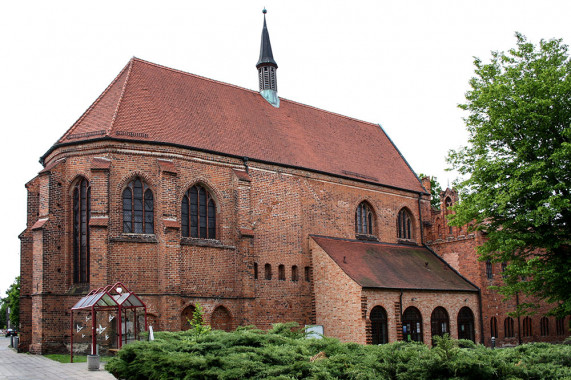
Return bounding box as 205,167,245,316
187,303,211,336
447,33,571,317
418,173,444,209
3,277,20,328
0,298,7,329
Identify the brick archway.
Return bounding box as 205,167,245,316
211,306,232,332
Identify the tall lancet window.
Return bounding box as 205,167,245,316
355,201,374,236
182,184,216,239
73,177,91,283
123,178,154,234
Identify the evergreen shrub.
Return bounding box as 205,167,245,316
106,324,571,379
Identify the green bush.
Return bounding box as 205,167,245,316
106,325,571,380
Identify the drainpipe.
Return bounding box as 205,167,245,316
243,157,249,174
399,289,404,340
417,194,424,244
516,292,522,345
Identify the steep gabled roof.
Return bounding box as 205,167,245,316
47,58,425,193
311,235,478,292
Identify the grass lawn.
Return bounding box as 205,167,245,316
44,354,112,363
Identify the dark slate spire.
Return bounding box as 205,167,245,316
256,9,278,69
256,9,279,107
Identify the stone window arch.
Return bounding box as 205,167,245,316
72,177,91,283
431,307,449,344
211,305,232,332
123,177,154,234
370,306,388,344
180,305,196,331
402,306,423,342
397,208,413,240
355,201,375,236
182,183,216,239
504,317,515,338
457,307,475,342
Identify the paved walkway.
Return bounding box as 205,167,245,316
0,337,116,380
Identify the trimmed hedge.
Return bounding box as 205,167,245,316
106,323,571,379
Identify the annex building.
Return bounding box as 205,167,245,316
19,13,568,354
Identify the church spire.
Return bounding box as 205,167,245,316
256,9,279,107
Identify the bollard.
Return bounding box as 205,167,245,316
10,335,13,348
491,336,495,349
13,336,19,351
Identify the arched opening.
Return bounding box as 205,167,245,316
181,305,196,331
402,306,423,342
504,317,515,338
490,316,498,338
265,264,272,280
355,201,375,236
72,177,91,284
397,208,413,240
123,177,154,234
522,316,532,337
431,307,449,344
211,306,232,332
457,307,475,342
370,306,388,344
182,183,217,239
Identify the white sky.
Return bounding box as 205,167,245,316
1,0,570,296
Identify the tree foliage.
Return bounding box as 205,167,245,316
0,276,20,329
447,33,571,316
418,173,444,209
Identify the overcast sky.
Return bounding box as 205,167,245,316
1,0,570,296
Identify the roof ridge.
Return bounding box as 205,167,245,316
107,58,135,135
131,57,380,129
57,60,133,143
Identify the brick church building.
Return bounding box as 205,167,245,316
19,12,568,353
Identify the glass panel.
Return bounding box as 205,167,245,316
208,199,216,238
199,187,207,238
190,187,198,238
182,195,189,237
144,190,154,234
123,188,132,233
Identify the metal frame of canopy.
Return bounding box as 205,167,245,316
70,282,147,362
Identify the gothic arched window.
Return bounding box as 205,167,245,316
73,177,90,283
397,208,413,240
123,178,154,234
355,201,374,236
182,184,216,239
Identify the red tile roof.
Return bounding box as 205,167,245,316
311,235,478,292
49,58,425,193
